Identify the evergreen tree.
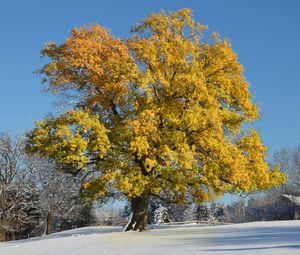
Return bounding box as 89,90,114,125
154,205,171,224
193,204,210,221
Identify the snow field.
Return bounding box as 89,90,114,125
1,221,300,255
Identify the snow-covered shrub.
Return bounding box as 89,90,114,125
154,205,171,224
93,206,125,226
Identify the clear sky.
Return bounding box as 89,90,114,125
1,0,300,158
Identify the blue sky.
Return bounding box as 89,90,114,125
1,0,300,158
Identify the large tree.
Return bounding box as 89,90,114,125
26,9,285,231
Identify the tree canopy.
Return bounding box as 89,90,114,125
26,8,285,231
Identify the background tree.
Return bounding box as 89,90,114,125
28,156,91,235
148,198,188,223
226,199,246,223
167,203,189,222
211,203,228,222
193,204,210,221
0,133,93,241
153,205,171,224
0,134,40,241
26,8,285,231
245,193,294,222
93,204,125,226
272,146,300,194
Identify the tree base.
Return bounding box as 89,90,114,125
124,196,149,232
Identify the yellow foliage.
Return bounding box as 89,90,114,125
26,110,110,172
27,8,285,202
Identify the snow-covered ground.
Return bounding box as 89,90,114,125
1,221,300,255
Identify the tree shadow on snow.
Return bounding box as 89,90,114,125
177,225,300,251
199,244,300,252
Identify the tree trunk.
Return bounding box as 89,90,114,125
124,195,149,232
0,229,6,242
43,212,52,235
